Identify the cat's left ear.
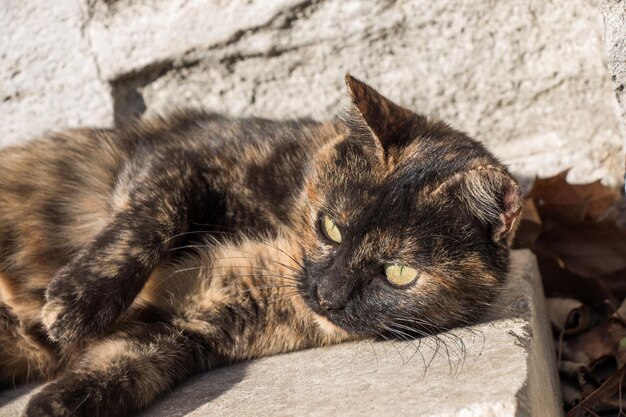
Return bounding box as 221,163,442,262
343,74,416,155
460,169,523,246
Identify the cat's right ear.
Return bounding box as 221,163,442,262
342,74,416,159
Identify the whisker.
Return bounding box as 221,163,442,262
377,328,407,365
395,320,465,367
216,256,302,274
206,266,300,281
238,284,299,294
382,324,423,366
150,266,300,294
348,339,364,364
266,291,302,304
386,325,432,368
168,246,303,275
368,339,379,370
164,229,212,243
385,322,450,366
186,228,307,270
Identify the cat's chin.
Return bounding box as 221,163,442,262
310,309,375,337
299,282,373,337
312,313,349,336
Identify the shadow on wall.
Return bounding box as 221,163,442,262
110,61,179,126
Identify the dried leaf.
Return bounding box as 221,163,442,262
564,322,614,366
513,197,542,248
566,364,626,417
609,323,626,369
546,297,590,335
527,171,620,225
516,172,624,303
608,195,626,228
587,356,619,386
534,219,626,279
569,180,620,222
524,171,626,415
598,268,626,302
561,377,583,408
528,170,589,224
615,298,626,323
559,360,591,392
536,250,617,306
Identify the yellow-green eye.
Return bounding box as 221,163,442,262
321,215,342,244
384,263,418,286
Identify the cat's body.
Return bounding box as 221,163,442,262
0,76,522,417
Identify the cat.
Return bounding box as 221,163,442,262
0,75,522,417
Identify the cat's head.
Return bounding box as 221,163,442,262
293,75,522,337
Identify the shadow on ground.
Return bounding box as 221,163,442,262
137,362,249,417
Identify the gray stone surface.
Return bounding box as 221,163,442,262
0,250,562,417
1,1,623,185
601,0,626,149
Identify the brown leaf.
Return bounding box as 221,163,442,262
546,297,590,335
527,171,620,225
536,250,618,306
528,171,626,415
534,219,626,279
525,172,625,302
561,377,583,409
566,364,626,417
528,170,590,224
608,321,626,368
615,298,626,323
565,322,614,366
599,268,626,301
570,180,620,222
513,197,542,248
608,195,626,229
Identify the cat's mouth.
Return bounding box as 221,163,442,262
300,283,373,335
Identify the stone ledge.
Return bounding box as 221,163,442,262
0,250,562,416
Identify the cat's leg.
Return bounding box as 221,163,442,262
23,321,210,417
42,150,212,343
0,304,57,389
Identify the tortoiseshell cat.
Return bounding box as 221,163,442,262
0,75,522,417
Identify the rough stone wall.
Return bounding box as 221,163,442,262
1,0,624,185
601,0,626,178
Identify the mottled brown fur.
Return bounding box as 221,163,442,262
0,75,521,416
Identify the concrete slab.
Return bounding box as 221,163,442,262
0,250,562,417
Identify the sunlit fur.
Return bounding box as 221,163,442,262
0,75,521,417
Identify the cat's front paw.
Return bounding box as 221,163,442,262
42,272,115,343
23,387,81,417
41,297,84,344
23,376,98,417
23,392,66,417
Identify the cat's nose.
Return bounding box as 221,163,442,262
316,287,347,310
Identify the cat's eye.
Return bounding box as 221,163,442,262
320,215,342,244
384,263,418,286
